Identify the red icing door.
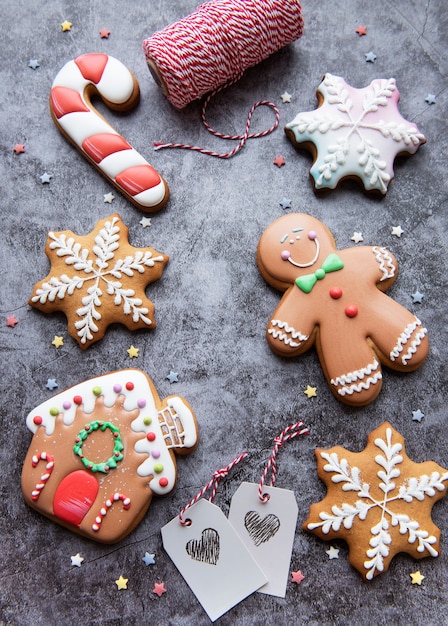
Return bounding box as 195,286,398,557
52,470,99,526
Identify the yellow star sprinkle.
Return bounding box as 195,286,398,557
127,345,139,359
115,575,128,590
60,20,73,32
52,335,64,349
304,385,317,398
410,571,425,585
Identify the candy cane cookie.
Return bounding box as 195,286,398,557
50,53,169,212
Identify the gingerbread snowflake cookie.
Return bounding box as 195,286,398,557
29,213,168,349
304,422,448,580
257,213,428,406
21,369,198,543
285,74,426,194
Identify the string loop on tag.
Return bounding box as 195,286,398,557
179,451,248,525
258,422,309,503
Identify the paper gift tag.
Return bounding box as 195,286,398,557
162,498,268,622
228,481,298,597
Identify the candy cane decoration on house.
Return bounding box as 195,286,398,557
31,452,55,501
92,492,131,532
50,53,169,213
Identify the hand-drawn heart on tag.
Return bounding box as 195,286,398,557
244,511,281,546
186,527,220,565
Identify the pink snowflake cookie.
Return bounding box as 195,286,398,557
285,74,426,194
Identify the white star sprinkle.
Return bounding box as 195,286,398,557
70,553,84,567
391,225,404,237
351,232,364,244
280,91,292,103
103,192,115,203
326,546,340,560
139,217,152,228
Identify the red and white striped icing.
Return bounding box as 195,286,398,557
50,53,169,212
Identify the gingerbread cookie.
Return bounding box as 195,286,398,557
21,369,198,543
50,53,169,212
285,74,426,194
304,422,448,580
257,213,428,406
29,213,168,349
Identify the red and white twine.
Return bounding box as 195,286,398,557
258,421,309,503
178,451,248,525
144,0,303,157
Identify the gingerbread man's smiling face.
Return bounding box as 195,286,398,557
257,214,336,289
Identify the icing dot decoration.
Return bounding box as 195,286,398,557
126,382,134,391
50,407,59,417
159,477,169,488
146,432,156,442
345,305,359,318
138,399,146,408
73,421,124,473
33,416,43,426
154,463,163,474
92,386,102,396
74,395,83,405
143,417,152,425
63,401,72,410
113,384,122,393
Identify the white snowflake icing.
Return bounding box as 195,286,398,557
286,74,426,194
31,216,166,345
308,427,448,580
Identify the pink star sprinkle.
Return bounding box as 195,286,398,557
356,25,367,36
13,144,25,154
273,155,286,168
291,570,305,585
99,28,111,39
152,582,167,597
6,315,19,327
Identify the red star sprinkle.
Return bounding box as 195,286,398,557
291,570,305,585
273,155,286,167
356,25,367,36
6,315,19,327
99,28,111,38
152,582,167,597
13,144,25,154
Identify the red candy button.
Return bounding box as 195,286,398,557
330,287,343,299
345,305,359,318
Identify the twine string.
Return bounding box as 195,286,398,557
258,421,309,503
178,451,248,525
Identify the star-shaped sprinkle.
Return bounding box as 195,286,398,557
391,225,404,238
46,379,58,390
412,291,424,304
61,20,73,32
364,51,377,63
103,192,115,203
304,385,317,399
167,370,179,383
142,552,156,566
29,214,168,349
304,421,448,580
410,570,425,585
127,345,139,358
279,197,292,210
115,575,128,590
70,553,84,567
273,155,286,168
99,28,111,39
285,74,426,194
152,582,167,597
412,409,425,423
6,315,18,327
326,546,339,559
291,570,305,585
39,172,52,184
425,94,436,105
52,335,64,349
140,217,152,228
13,144,25,154
356,25,367,36
351,232,364,244
28,59,40,70
280,91,292,103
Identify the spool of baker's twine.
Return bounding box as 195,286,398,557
143,0,304,158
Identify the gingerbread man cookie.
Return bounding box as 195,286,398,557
285,74,426,194
29,213,168,349
21,370,198,543
257,213,428,406
304,422,448,580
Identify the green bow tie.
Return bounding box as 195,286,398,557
295,253,344,293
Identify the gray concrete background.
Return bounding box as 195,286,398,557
1,1,447,624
